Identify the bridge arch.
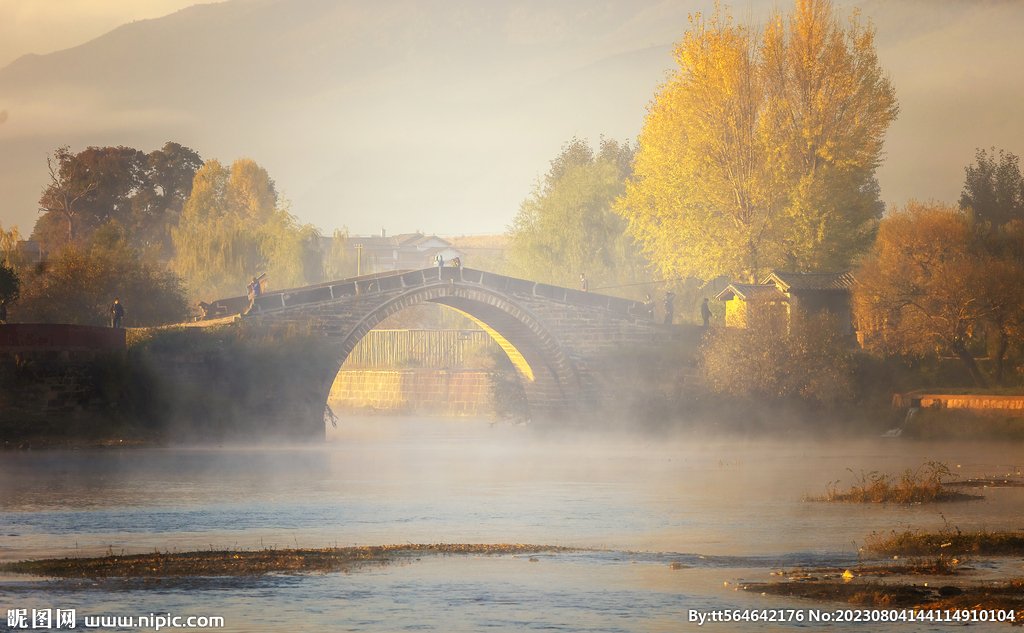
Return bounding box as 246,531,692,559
333,283,580,418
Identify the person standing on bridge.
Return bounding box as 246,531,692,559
109,298,124,328
644,294,654,320
580,273,588,292
663,291,675,325
245,276,262,315
701,297,712,327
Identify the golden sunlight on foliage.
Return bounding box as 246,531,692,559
0,221,22,268
853,201,1024,388
171,158,322,301
701,296,854,408
617,0,897,284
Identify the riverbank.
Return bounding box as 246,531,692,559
0,544,580,578
1,435,157,450
736,530,1024,619
7,541,1024,622
740,575,1023,619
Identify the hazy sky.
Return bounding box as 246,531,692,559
0,0,205,68
1,0,1022,241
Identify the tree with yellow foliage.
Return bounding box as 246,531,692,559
853,202,1024,388
0,221,22,268
617,0,898,283
171,158,322,300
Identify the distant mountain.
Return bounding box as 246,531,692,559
0,0,691,235
1,0,1022,237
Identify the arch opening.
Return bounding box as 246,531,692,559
327,285,579,421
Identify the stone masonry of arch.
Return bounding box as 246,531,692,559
242,267,673,423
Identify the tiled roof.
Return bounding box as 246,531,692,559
347,235,398,248
342,232,451,249
761,271,855,292
394,233,426,246
715,283,785,302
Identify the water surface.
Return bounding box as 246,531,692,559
2,418,1021,631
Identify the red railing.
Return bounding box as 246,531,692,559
0,324,126,350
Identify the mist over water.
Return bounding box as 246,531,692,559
2,417,1023,630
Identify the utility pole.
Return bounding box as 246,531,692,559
355,243,363,276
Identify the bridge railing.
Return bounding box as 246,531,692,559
197,270,414,320
341,329,499,369
219,267,652,321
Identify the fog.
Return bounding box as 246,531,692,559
2,0,1023,238
5,416,1023,630
6,417,1019,560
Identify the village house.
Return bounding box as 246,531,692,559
17,241,43,265
715,271,856,334
323,230,466,273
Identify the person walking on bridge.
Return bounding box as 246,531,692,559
245,276,262,315
580,273,588,292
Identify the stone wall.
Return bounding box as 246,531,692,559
329,369,491,416
0,324,128,442
0,323,125,351
894,393,1024,414
142,343,336,442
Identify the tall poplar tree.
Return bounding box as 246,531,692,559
617,0,898,283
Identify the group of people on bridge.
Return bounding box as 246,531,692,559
433,255,461,267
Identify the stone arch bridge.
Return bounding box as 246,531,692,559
184,268,684,439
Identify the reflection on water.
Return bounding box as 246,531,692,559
2,417,1022,631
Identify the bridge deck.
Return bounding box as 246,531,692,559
186,268,648,326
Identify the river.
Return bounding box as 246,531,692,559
2,417,1023,631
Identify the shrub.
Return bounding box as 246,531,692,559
13,224,188,326
701,298,854,408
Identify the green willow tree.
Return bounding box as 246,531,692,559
505,137,651,294
171,158,322,300
617,0,898,283
323,228,357,281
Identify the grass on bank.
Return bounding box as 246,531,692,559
0,544,578,578
864,529,1024,558
738,527,1024,616
805,460,982,504
741,579,1024,615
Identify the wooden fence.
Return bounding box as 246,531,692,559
342,329,499,369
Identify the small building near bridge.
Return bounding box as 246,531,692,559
715,271,856,334
332,230,466,272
